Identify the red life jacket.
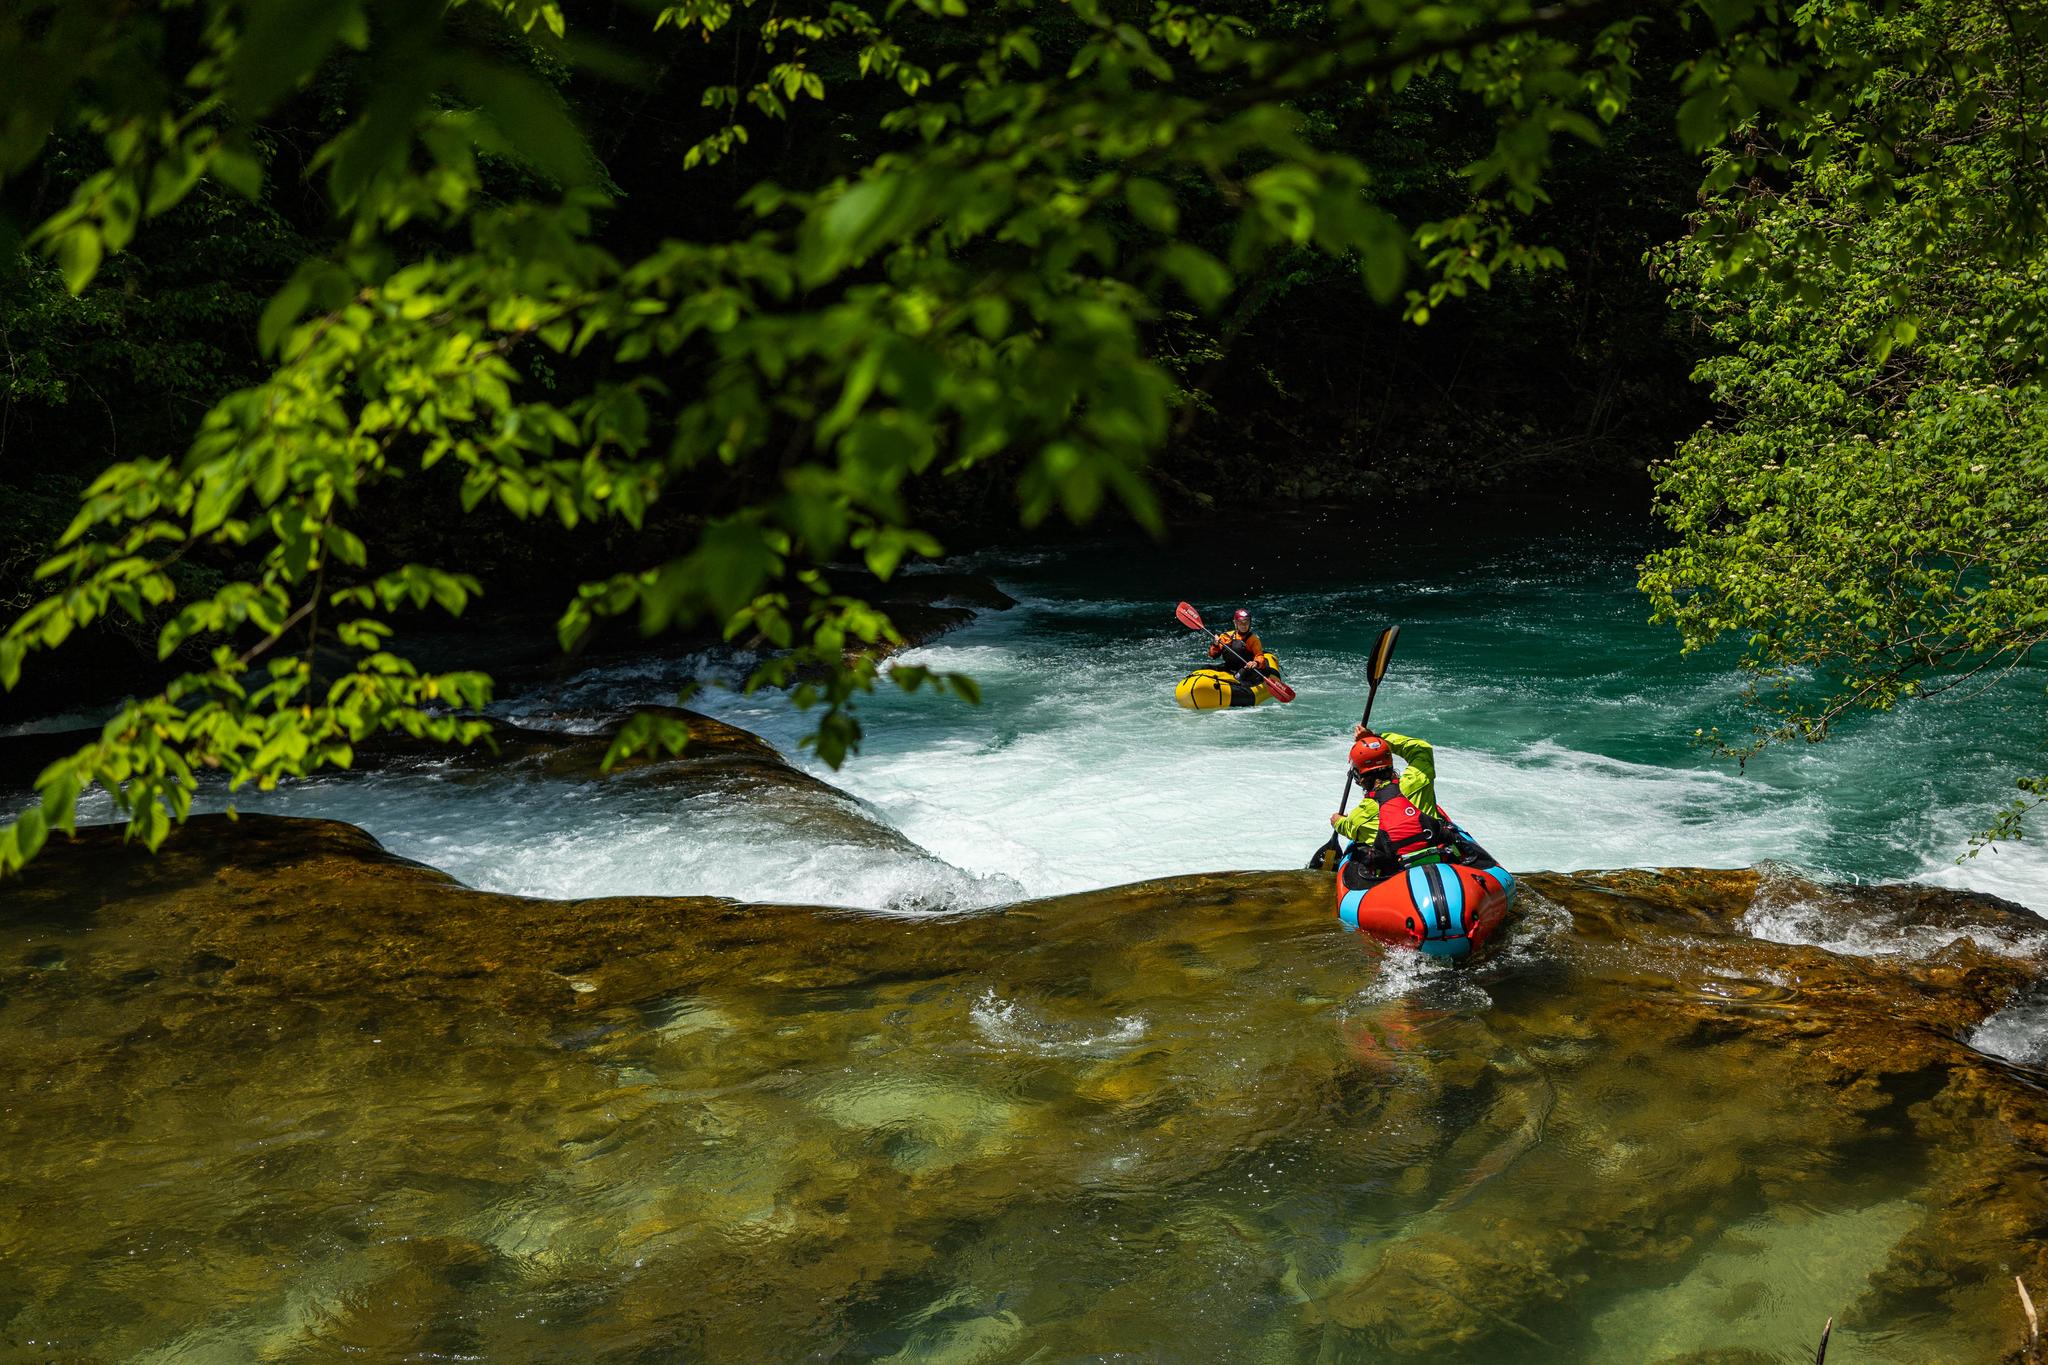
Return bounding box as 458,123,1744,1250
1366,780,1457,864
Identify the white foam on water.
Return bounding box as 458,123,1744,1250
1907,815,2048,910
691,698,1852,905
464,548,2048,919
67,767,1021,914
1350,945,1483,1008
0,707,114,737
27,531,2048,923
968,989,1150,1057
1969,997,2048,1066
1738,864,2048,961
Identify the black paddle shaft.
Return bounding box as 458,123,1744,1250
1331,675,1384,818
1212,637,1271,680
1308,625,1399,870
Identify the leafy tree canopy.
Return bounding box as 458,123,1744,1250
0,0,2017,870
1641,0,2048,844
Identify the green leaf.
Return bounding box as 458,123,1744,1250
1156,243,1232,309
262,263,337,359
12,804,48,863
51,226,102,294
801,177,897,283
210,144,266,201
451,57,596,189
1125,178,1178,233
1676,90,1727,153
1358,209,1409,305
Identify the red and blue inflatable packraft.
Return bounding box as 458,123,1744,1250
1333,848,1515,960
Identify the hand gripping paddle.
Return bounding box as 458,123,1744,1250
1307,624,1400,871
1175,602,1297,703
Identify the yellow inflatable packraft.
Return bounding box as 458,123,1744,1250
1174,653,1283,709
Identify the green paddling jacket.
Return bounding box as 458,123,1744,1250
1333,732,1444,844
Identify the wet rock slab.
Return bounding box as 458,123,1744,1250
5,705,931,870
367,703,946,877
1,822,2045,1361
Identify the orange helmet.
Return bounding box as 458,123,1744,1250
1349,732,1393,776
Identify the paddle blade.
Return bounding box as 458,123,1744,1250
1175,601,1206,632
1264,675,1298,704
1307,834,1341,871
1368,625,1400,686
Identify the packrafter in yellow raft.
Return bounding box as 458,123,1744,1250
1175,655,1286,708
1172,601,1296,708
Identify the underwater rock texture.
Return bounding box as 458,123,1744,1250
1,817,2045,1362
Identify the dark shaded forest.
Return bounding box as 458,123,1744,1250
0,4,1705,722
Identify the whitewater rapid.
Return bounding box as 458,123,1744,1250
597,535,2048,913
32,522,2048,916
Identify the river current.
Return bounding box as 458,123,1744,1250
8,514,2048,1362
99,513,2045,916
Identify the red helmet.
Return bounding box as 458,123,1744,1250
1233,609,1250,625
1349,732,1393,776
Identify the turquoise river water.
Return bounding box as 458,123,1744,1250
73,513,2040,917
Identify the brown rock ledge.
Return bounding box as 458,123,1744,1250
1,818,2044,1362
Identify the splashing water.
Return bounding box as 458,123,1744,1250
30,514,2048,914
1971,994,2048,1066
508,519,2048,911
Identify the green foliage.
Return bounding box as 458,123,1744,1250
0,0,1918,871
655,0,938,169
0,156,310,662
1641,0,2048,840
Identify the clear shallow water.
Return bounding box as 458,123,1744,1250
4,833,2040,1364
35,513,2048,912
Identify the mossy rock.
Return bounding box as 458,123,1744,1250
1,820,2044,1360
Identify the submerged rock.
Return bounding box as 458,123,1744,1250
1,820,2044,1362
8,705,1019,912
